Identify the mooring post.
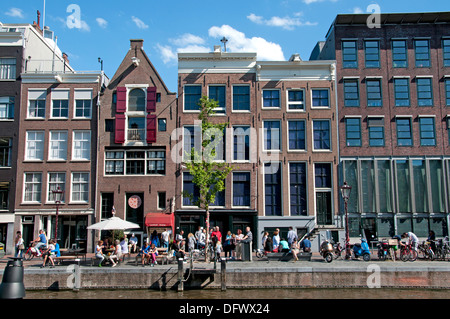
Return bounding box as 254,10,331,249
177,258,184,292
221,259,226,291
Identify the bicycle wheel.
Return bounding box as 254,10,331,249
409,250,418,262
400,250,409,262
23,250,34,261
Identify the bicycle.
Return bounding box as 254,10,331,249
417,241,435,260
23,241,47,261
400,243,417,262
435,237,450,261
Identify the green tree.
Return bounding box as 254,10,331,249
183,96,233,262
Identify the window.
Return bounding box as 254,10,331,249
183,172,199,206
396,117,413,146
443,39,450,67
412,160,428,213
394,78,410,107
0,58,16,79
208,85,226,114
0,182,9,210
264,163,282,216
127,117,145,141
232,85,250,111
365,40,380,68
51,90,69,118
312,89,329,107
366,79,382,107
23,172,42,203
74,90,92,118
147,150,166,175
345,118,361,147
158,192,166,210
71,172,89,203
396,160,411,213
47,172,65,202
368,117,385,147
343,80,359,107
287,89,304,110
105,151,124,175
72,131,91,161
289,162,307,216
419,117,436,146
48,131,68,161
392,40,408,68
233,172,250,207
233,126,250,161
105,119,114,132
414,39,431,67
263,120,281,151
184,85,201,111
315,163,332,188
27,90,46,119
128,88,145,112
446,79,450,106
211,186,225,207
158,118,167,132
342,40,358,68
0,96,14,119
416,77,433,106
126,151,145,175
313,120,331,150
288,120,306,150
101,193,114,219
25,131,44,161
262,90,280,108
0,138,12,167
183,125,201,161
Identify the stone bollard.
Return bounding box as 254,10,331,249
0,257,26,299
221,259,226,291
177,258,184,292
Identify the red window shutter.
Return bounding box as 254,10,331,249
115,114,126,144
116,87,127,113
147,114,157,143
146,87,157,113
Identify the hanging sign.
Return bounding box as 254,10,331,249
128,195,142,209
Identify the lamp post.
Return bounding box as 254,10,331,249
340,181,352,260
51,186,64,244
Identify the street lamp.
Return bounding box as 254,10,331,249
340,181,352,260
51,186,64,244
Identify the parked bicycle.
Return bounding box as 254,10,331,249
417,241,435,260
23,241,47,261
400,243,417,262
434,236,450,261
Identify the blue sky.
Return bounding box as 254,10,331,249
1,0,449,92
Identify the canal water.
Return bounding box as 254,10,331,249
24,287,450,299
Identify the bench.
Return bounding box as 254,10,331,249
134,251,175,266
266,251,312,262
54,255,81,265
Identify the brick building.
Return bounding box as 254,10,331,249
95,39,177,248
311,12,450,241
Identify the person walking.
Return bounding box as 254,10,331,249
287,227,298,248
15,231,25,258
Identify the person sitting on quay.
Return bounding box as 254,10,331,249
95,240,106,267
291,239,300,262
300,236,312,253
129,233,138,253
141,242,151,266
41,239,58,268
279,238,290,253
148,243,159,266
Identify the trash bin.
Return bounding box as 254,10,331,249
241,240,253,262
0,243,5,259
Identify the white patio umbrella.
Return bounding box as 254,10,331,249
87,216,140,231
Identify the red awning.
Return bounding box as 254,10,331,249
145,213,174,228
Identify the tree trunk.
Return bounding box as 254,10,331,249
205,206,210,263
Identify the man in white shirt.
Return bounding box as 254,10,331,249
402,232,419,251
235,229,244,260
161,229,170,249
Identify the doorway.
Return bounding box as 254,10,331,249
316,192,332,225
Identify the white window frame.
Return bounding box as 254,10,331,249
50,89,69,119
23,172,42,203
231,171,252,209
311,88,331,109
48,130,68,161
286,88,306,112
231,84,251,113
71,172,89,203
263,120,282,152
262,89,281,110
74,89,93,119
183,84,202,113
25,131,44,161
72,130,91,161
288,161,308,216
27,89,46,119
287,119,307,152
47,172,66,203
312,119,332,152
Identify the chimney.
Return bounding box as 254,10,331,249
32,10,42,34
130,39,144,50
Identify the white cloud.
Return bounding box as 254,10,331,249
5,8,24,18
208,25,285,61
303,0,338,4
353,7,364,14
247,12,317,30
79,20,90,32
169,33,205,47
96,17,108,29
131,16,148,29
156,44,178,64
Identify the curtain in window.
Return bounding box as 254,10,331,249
233,173,250,206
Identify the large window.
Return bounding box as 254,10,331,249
233,172,250,207
233,126,250,161
74,90,92,118
0,58,16,79
147,150,166,175
368,117,385,147
183,172,200,206
47,172,65,203
209,85,226,114
446,79,450,106
360,161,376,213
49,131,68,161
345,118,361,147
0,138,12,167
262,89,280,108
27,90,46,119
183,125,201,161
25,131,44,161
288,120,306,150
71,172,89,203
416,77,433,106
396,117,413,146
342,40,358,68
105,151,124,175
72,131,91,161
392,40,408,68
311,89,329,108
313,120,331,150
105,150,166,175
128,88,145,112
412,160,428,213
394,78,410,107
414,39,431,68
396,160,411,213
264,163,282,216
184,85,202,111
51,90,69,118
101,193,114,219
0,96,14,120
263,120,281,151
232,85,250,111
0,182,9,210
23,172,42,203
126,151,145,175
289,162,307,216
419,117,436,146
366,79,382,107
443,38,450,67
364,40,380,68
287,89,305,111
343,80,359,107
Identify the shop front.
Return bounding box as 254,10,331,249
144,212,175,244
